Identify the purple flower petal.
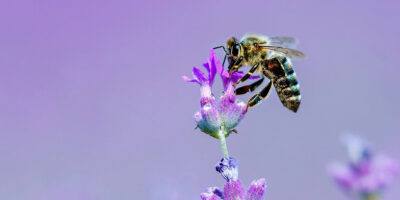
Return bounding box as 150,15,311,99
201,187,224,200
228,72,245,85
200,194,223,200
211,187,224,199
224,180,245,200
185,49,220,88
203,49,219,86
200,187,224,200
328,162,356,190
216,62,260,90
202,62,212,82
367,155,400,190
193,67,209,84
182,75,200,84
246,178,266,200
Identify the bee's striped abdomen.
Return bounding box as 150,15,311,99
273,57,301,112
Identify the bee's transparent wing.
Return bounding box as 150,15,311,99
268,37,299,49
260,46,306,60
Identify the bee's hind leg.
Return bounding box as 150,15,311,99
232,62,260,87
235,77,264,95
245,81,273,112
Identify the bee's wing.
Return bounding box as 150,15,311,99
260,46,306,60
268,37,298,49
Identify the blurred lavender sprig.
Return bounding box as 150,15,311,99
328,134,400,200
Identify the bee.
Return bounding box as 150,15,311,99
214,33,306,112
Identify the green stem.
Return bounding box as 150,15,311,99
218,129,229,158
364,194,379,200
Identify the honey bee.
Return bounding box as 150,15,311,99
214,33,306,112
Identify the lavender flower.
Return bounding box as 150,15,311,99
185,49,266,200
328,134,400,200
215,157,239,181
200,178,266,200
183,49,257,139
201,157,266,200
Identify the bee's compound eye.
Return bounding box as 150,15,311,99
231,44,240,57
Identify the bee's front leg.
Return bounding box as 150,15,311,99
228,66,239,77
228,56,243,77
232,62,260,87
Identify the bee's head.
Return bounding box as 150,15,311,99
226,37,241,70
226,37,240,57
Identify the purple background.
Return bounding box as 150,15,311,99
1,0,399,199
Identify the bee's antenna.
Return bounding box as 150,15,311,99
213,46,229,55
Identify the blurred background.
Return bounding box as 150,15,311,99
0,0,399,199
